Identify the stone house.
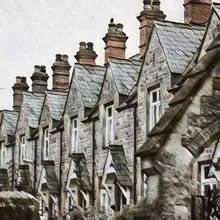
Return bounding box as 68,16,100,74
0,0,219,219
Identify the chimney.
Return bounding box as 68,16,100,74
137,0,166,57
184,0,211,24
12,76,29,111
74,42,98,65
30,65,49,92
51,54,71,91
103,19,128,64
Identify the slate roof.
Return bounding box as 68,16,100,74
46,91,67,121
70,153,92,191
136,37,220,157
74,63,106,108
23,92,44,128
42,160,59,194
2,110,18,135
109,145,132,187
0,169,9,191
154,20,205,74
109,58,141,95
19,164,33,194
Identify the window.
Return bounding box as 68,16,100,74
100,189,108,214
105,105,114,146
0,142,6,167
43,128,49,160
20,136,26,163
39,196,46,216
200,164,216,196
67,192,74,212
71,119,79,153
149,87,162,130
143,174,148,198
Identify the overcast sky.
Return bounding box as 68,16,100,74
0,0,184,110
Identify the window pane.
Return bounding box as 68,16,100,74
74,120,77,128
152,91,157,102
108,107,112,117
204,166,210,179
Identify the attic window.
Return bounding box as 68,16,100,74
43,128,49,160
20,136,26,164
105,105,114,146
0,142,6,168
152,53,156,67
71,118,79,153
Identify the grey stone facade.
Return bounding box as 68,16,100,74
1,1,220,220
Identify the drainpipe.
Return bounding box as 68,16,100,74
34,138,37,196
12,144,15,191
92,120,95,206
59,129,63,215
133,103,137,204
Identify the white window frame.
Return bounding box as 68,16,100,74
44,128,49,160
105,105,114,146
149,87,162,130
20,136,26,163
100,189,109,214
201,164,216,195
0,142,6,168
71,119,79,153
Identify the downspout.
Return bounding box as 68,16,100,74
34,138,37,196
133,103,137,204
92,119,95,206
12,144,15,191
59,129,63,215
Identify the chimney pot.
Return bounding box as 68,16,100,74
116,23,124,32
34,65,41,72
62,54,69,62
21,76,27,83
108,19,116,33
40,65,46,73
87,42,94,51
143,0,152,10
152,0,161,10
55,54,62,61
16,76,22,83
79,42,87,51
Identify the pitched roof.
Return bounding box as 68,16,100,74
70,153,92,191
109,58,141,95
42,160,59,194
46,91,67,121
109,145,132,187
154,20,205,74
2,110,18,135
74,63,106,108
136,39,220,157
23,92,44,128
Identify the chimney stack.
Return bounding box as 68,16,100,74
75,42,98,65
12,76,29,111
30,65,49,92
184,0,211,24
51,54,71,91
103,19,128,64
137,0,166,57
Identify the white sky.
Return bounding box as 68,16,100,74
0,0,184,110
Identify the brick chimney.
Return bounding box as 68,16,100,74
184,0,211,24
12,76,29,111
51,54,71,91
103,19,128,64
137,0,166,57
75,42,98,65
30,65,49,92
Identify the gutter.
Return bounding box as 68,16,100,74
34,138,37,196
59,129,63,214
92,120,96,206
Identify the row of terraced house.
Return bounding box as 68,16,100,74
1,0,220,219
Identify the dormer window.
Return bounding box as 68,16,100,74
105,105,114,146
0,142,6,168
20,136,26,163
71,119,79,153
149,87,162,130
43,128,49,160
